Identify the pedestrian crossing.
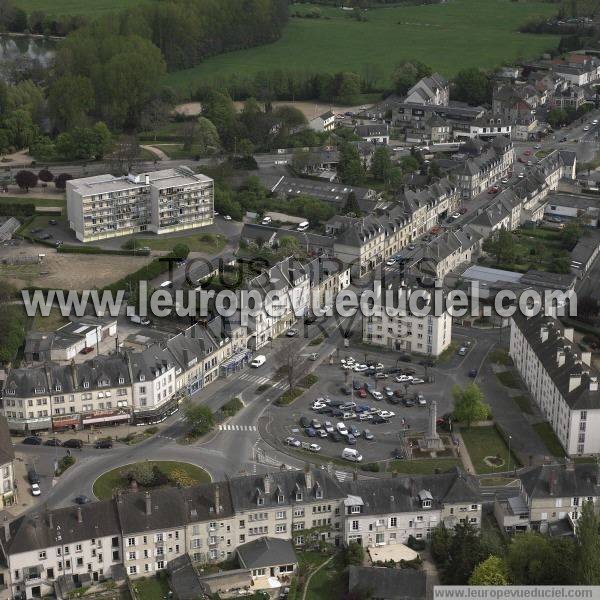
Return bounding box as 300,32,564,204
335,471,352,482
218,424,258,432
238,373,287,390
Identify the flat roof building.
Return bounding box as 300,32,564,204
67,167,214,242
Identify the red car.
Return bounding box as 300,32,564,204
518,157,525,163
458,207,467,214
488,186,499,194
357,388,367,398
523,149,532,156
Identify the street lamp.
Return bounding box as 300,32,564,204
507,435,512,473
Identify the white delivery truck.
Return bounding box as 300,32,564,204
250,355,266,368
342,448,363,462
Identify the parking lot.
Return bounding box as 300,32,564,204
270,348,462,464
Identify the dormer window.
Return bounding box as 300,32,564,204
315,489,323,500
257,497,264,506
83,382,90,390
139,375,145,382
277,494,284,504
34,387,45,394
55,385,62,392
6,389,14,395
295,492,303,502
118,377,125,384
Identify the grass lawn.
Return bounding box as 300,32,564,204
496,370,521,389
533,422,566,457
15,0,153,16
33,306,69,333
460,426,521,474
130,576,170,600
93,461,211,501
163,0,559,92
125,233,226,254
302,551,345,600
489,348,512,366
512,394,534,415
387,457,461,474
437,341,459,364
152,144,198,160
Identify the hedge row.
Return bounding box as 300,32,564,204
58,245,151,257
0,203,36,218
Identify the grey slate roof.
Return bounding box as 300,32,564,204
349,566,427,600
3,501,121,555
236,537,297,569
341,467,481,516
127,346,174,383
355,124,389,138
512,312,600,410
520,463,600,499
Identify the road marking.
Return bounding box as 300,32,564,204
218,424,258,432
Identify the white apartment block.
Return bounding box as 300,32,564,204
510,312,600,456
362,279,452,357
67,168,213,243
0,418,15,509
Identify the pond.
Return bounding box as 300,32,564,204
0,34,56,69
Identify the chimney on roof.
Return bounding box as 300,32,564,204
556,349,565,368
548,470,556,496
590,377,599,392
215,485,221,516
263,474,271,495
145,173,150,185
304,465,312,490
582,351,592,367
2,516,9,541
540,326,549,343
48,512,53,529
76,506,82,524
145,491,151,516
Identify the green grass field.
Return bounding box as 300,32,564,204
533,422,566,457
461,426,521,474
163,0,560,92
15,0,153,17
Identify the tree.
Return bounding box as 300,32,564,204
172,243,190,260
345,541,365,566
38,169,54,183
400,155,420,174
338,143,364,185
576,500,600,584
195,117,220,156
469,556,509,585
452,68,492,106
370,146,393,182
125,462,155,487
431,523,452,566
443,523,486,584
392,59,432,96
92,122,113,159
578,295,599,320
48,74,95,130
335,72,361,104
343,191,361,216
547,108,568,129
55,173,73,191
483,228,516,266
277,339,308,390
561,221,582,248
15,170,38,192
184,402,214,437
452,383,489,427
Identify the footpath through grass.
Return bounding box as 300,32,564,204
533,422,566,457
164,0,559,91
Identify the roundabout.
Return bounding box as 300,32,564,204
92,460,212,501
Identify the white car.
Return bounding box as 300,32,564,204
416,393,426,405
309,444,321,452
374,372,388,379
224,215,232,220
324,421,334,433
286,328,298,337
285,437,301,447
518,173,525,178
583,126,590,131
593,120,598,125
312,401,327,410
337,422,348,436
379,410,395,419
317,429,328,438
359,413,372,421
370,391,383,401
374,363,384,371
353,364,368,372
411,378,425,385
395,375,413,383
31,483,41,496
386,258,396,266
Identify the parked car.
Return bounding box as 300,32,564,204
458,347,468,356
379,410,395,419
357,388,367,398
28,469,40,484
286,328,298,337
358,413,372,421
468,368,478,378
44,438,62,447
386,258,396,266
346,434,357,445
285,437,301,447
317,429,328,438
370,391,383,401
75,495,91,505
363,429,374,441
22,436,42,445
371,415,390,424
416,393,426,406
309,444,321,452
324,421,334,433
396,375,413,383
300,416,311,428
341,385,352,396
392,448,406,460
330,431,343,442
374,372,388,379
349,426,360,437
404,398,415,407
63,439,83,449
305,427,317,437
337,422,348,436
352,379,362,390
94,440,113,449
411,378,425,385
311,419,322,429
308,353,319,361
31,483,41,497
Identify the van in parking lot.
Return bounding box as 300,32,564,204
251,355,266,368
342,448,363,462
296,221,309,232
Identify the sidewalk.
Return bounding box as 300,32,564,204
453,429,476,475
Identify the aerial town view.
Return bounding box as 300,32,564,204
0,0,599,598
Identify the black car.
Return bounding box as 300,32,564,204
75,495,91,505
22,436,42,445
341,385,352,396
299,416,311,428
403,368,417,375
49,219,57,225
419,359,435,367
329,431,343,442
371,415,390,424
468,368,478,378
44,438,62,447
388,396,401,405
27,469,40,484
63,439,83,449
352,380,362,390
403,398,415,407
398,353,412,362
329,399,344,407
392,448,406,459
331,408,344,418
94,440,113,449
317,407,333,415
